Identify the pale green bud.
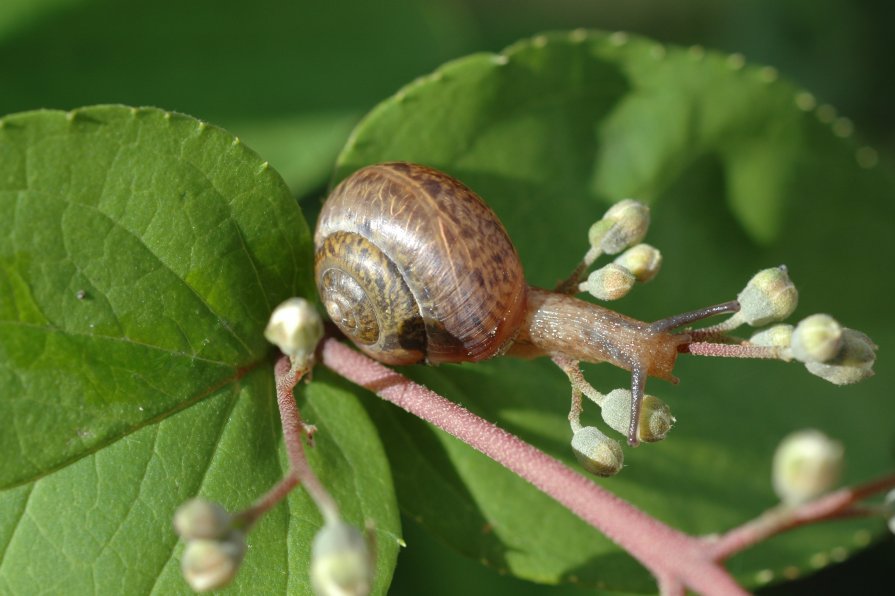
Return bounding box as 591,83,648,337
589,199,650,255
613,244,662,283
579,263,636,301
749,324,793,349
600,389,675,443
174,498,232,541
772,429,843,506
311,520,372,596
791,314,843,363
885,490,895,535
265,297,323,366
805,328,877,385
571,426,624,477
181,531,247,592
737,266,798,326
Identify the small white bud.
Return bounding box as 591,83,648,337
613,244,662,283
174,498,232,540
805,328,877,385
737,266,799,326
311,520,372,596
791,314,843,363
772,429,843,506
749,324,793,349
600,389,675,443
181,532,247,592
885,490,895,535
580,263,636,301
571,426,624,477
589,199,650,255
265,297,323,366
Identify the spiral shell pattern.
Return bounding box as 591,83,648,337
314,162,527,365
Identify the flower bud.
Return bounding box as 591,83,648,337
772,429,843,506
311,520,372,596
174,498,232,540
181,531,247,592
600,389,674,443
571,426,624,477
749,324,793,349
736,266,798,326
791,314,843,363
613,244,662,283
885,489,895,535
265,297,323,367
805,328,877,385
579,263,636,301
589,199,650,255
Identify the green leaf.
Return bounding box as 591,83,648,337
334,31,895,591
0,105,400,593
0,105,310,486
0,366,401,595
233,111,361,199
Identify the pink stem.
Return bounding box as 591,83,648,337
236,358,341,528
686,341,782,360
708,474,895,561
320,339,746,595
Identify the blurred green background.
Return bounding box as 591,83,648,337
3,1,891,593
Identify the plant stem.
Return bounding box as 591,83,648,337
686,341,784,360
236,356,341,528
707,474,895,561
320,339,746,595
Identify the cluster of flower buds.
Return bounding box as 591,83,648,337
729,268,877,384
174,499,247,592
566,387,676,476
579,199,661,301
561,198,876,479
174,498,374,595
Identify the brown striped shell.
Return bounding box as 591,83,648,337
314,162,528,365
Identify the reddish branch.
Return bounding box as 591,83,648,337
319,339,743,595
316,338,894,594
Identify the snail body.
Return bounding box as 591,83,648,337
315,162,737,444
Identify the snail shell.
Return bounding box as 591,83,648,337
314,162,527,365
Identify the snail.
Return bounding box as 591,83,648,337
314,162,739,446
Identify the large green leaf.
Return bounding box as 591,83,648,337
0,367,400,595
334,31,894,591
0,105,400,593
